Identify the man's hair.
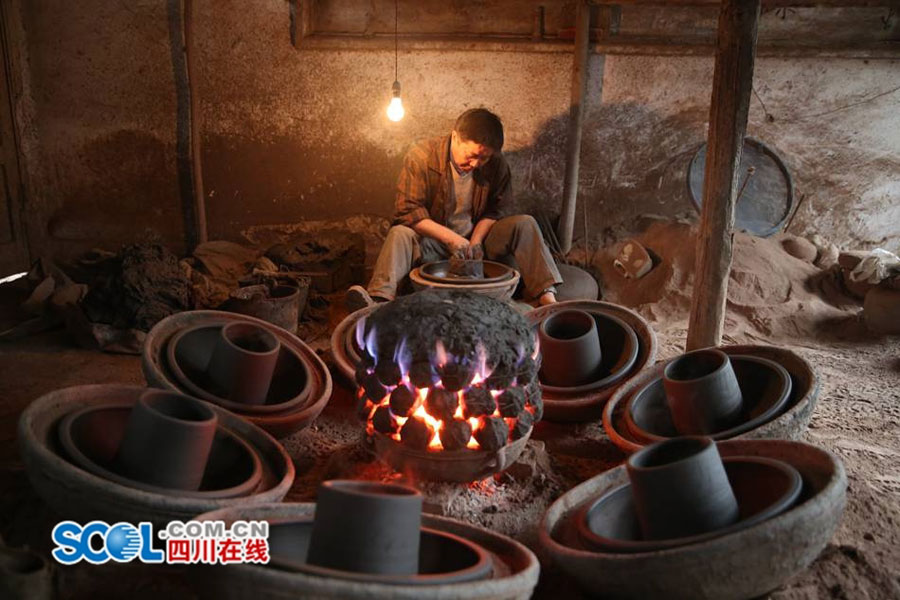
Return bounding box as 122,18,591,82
454,108,504,152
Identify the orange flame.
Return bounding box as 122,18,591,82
363,327,524,452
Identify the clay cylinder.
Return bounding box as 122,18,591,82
307,480,423,575
663,349,743,435
207,322,280,406
114,390,217,490
538,309,602,386
626,436,739,540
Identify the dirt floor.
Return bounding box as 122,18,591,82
0,225,898,598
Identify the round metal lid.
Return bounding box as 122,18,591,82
687,137,794,238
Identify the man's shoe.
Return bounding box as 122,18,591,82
345,285,375,313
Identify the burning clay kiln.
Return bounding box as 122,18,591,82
351,289,541,482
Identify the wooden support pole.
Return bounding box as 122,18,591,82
184,0,207,246
556,0,591,255
686,0,760,351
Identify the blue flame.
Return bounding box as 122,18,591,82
394,337,412,376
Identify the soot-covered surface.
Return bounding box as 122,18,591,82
361,289,537,388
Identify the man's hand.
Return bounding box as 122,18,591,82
467,243,484,260
446,233,470,258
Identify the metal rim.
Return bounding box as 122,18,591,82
687,137,794,238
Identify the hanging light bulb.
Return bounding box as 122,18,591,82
385,0,404,122
387,80,404,121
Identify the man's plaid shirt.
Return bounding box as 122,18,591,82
393,134,513,229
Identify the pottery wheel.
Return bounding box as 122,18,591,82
418,260,515,285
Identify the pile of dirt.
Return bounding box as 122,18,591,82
81,243,192,331
580,217,864,343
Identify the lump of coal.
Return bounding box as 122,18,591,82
354,364,370,387
475,417,509,452
525,381,543,422
440,419,473,451
485,368,514,391
372,405,397,435
512,410,534,440
437,361,472,392
424,388,458,421
408,360,437,388
389,385,416,417
400,417,432,450
462,386,495,418
516,357,537,385
374,360,402,387
497,387,526,418
361,372,387,404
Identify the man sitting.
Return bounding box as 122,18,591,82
346,108,561,310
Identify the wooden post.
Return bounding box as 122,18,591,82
556,0,591,255
686,0,760,351
184,0,207,246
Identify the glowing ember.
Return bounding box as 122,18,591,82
354,290,542,457
360,334,537,452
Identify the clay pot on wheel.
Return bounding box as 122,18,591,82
307,480,424,576
113,389,217,491
207,322,281,406
626,436,739,540
663,349,743,435
538,309,602,387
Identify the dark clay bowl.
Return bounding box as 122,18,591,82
267,517,494,585
418,260,514,285
534,309,639,395
58,402,263,499
167,324,312,415
625,355,792,443
576,456,802,553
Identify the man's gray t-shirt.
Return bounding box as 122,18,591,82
447,161,474,238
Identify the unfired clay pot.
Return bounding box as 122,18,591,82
58,401,262,499
577,455,802,553
538,309,603,387
663,349,743,435
269,517,493,585
113,390,217,491
626,355,792,443
307,480,424,576
626,437,739,540
207,322,281,406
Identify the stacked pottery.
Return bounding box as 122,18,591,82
540,437,847,599
603,345,814,452
575,437,801,553
409,260,521,300
142,310,332,439
192,500,541,600
526,300,658,422
18,384,294,526
265,480,494,585
58,389,262,499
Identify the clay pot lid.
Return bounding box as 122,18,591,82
625,355,792,442
267,517,493,585
371,428,533,483
529,308,640,395
167,324,312,415
575,456,802,553
418,260,515,285
58,402,263,499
